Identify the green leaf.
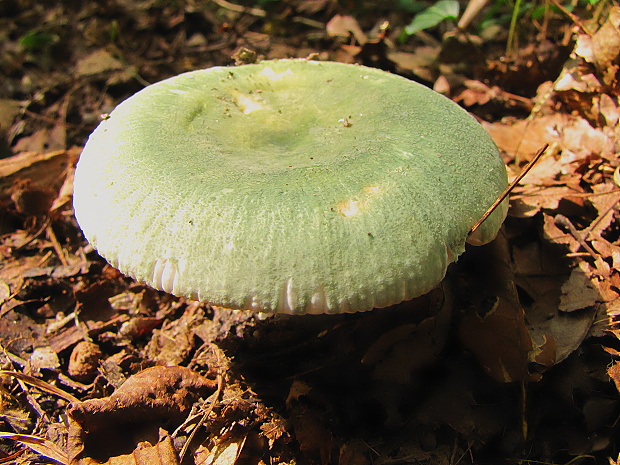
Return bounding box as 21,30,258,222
397,0,427,13
404,0,460,35
19,30,57,52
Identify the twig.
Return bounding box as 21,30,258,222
210,0,266,17
458,0,490,30
521,381,528,439
23,109,84,128
548,0,594,36
46,223,69,267
292,16,325,29
469,143,548,236
179,373,225,462
0,448,25,464
554,214,599,259
0,370,80,403
583,193,620,241
0,343,27,367
11,218,50,252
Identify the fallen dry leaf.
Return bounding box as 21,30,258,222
608,362,620,395
560,116,616,159
203,435,247,465
560,265,600,312
0,99,22,133
50,160,76,212
597,93,619,126
291,406,332,465
260,416,288,448
362,286,451,384
388,48,439,82
510,186,581,218
458,231,536,383
0,148,79,205
296,0,330,14
483,114,565,159
76,49,124,77
67,366,216,464
541,212,582,252
0,370,80,403
454,79,501,106
589,7,620,85
338,441,370,465
286,380,313,407
325,15,367,45
587,183,620,238
414,364,504,444
10,179,55,216
144,303,206,366
27,345,60,373
554,62,602,93
513,237,597,365
0,432,68,465
12,129,53,153
73,430,180,465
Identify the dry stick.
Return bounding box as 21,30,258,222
179,374,225,462
583,194,620,241
554,214,599,259
458,0,491,30
23,109,83,128
548,0,594,36
0,370,80,404
46,223,69,266
521,381,528,440
210,0,266,17
12,219,50,252
469,143,549,236
292,16,325,29
0,448,25,464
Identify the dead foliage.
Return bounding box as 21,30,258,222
67,366,216,464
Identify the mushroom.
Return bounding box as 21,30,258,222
73,59,508,315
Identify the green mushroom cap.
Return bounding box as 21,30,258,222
73,59,508,314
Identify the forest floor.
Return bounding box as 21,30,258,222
1,1,620,464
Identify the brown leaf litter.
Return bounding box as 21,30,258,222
67,366,216,464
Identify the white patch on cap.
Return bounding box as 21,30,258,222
235,93,263,114
305,286,328,314
152,258,180,294
364,185,382,195
277,277,296,313
337,185,384,218
258,67,294,81
338,298,353,313
337,199,360,217
243,294,262,311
